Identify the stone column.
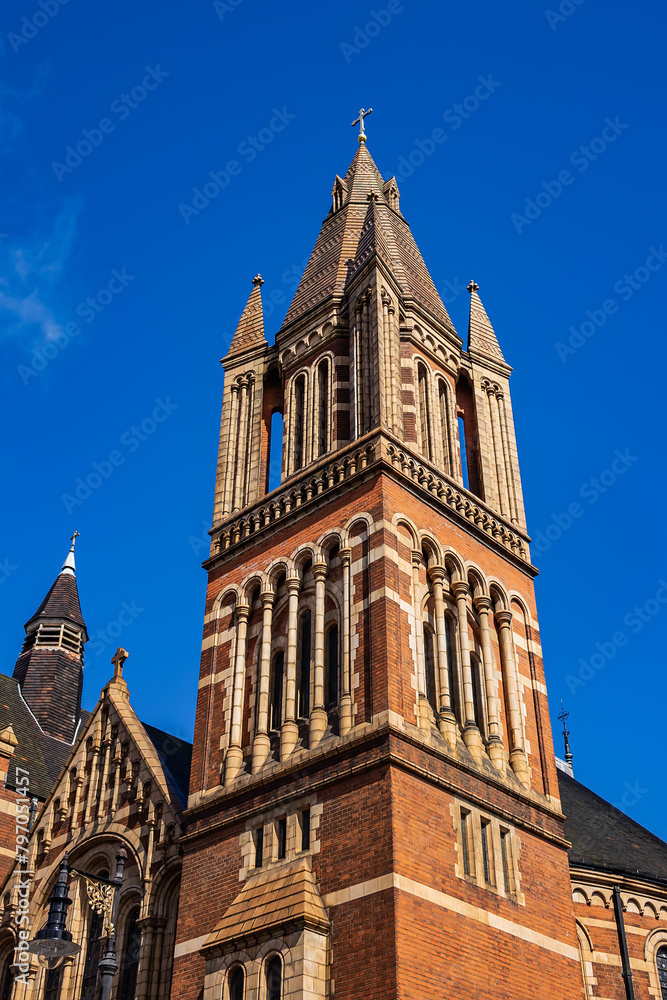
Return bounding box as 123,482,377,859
310,561,328,748
474,595,505,770
411,551,430,730
224,602,249,785
233,378,249,511
487,384,510,518
135,917,155,1000
110,746,123,816
84,721,102,826
222,382,240,516
429,566,458,748
149,917,167,1000
495,610,531,785
451,581,483,761
339,547,352,735
498,392,519,524
388,300,402,436
252,590,274,773
280,577,301,761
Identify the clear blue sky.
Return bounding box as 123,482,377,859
1,0,665,838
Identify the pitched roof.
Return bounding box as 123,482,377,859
467,284,507,365
202,857,329,953
0,670,192,805
28,571,86,630
225,278,266,360
282,143,455,332
558,768,667,885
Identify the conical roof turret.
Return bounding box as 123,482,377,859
224,275,267,361
26,533,86,632
466,281,508,366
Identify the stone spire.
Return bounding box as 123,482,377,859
467,280,507,366
224,275,266,361
12,539,88,742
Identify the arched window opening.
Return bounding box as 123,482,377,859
44,967,60,1000
270,652,284,731
268,410,284,493
292,375,306,472
80,869,109,1000
297,611,311,718
445,615,461,723
326,623,339,705
417,364,432,461
470,652,485,736
317,360,330,459
265,956,282,1000
228,965,245,1000
657,946,667,1000
439,380,453,475
119,906,141,1000
423,624,438,712
456,374,483,499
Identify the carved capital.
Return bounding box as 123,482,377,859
450,579,469,600
473,595,493,614
495,609,513,629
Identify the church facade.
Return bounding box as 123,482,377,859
1,128,666,1000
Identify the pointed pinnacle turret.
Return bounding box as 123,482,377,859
225,275,267,360
61,530,79,576
467,280,507,365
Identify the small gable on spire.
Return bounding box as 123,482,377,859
467,281,508,365
225,275,267,361
331,175,349,213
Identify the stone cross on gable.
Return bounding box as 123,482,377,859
351,107,373,142
111,647,129,680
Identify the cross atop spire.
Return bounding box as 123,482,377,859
111,647,129,680
558,700,573,768
252,274,264,287
351,107,373,143
467,280,479,293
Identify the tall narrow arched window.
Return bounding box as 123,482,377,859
423,624,437,712
80,870,108,1000
456,373,483,498
228,965,245,1000
1,965,13,1000
298,611,311,717
657,946,667,999
268,410,284,493
417,364,432,461
317,359,330,458
326,623,339,705
445,615,461,723
470,653,485,736
292,374,306,472
119,906,141,1000
438,379,453,475
265,956,282,1000
270,652,284,731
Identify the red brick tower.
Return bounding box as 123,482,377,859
173,130,582,1000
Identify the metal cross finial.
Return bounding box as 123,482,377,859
467,280,480,293
111,647,129,680
558,700,573,767
252,274,264,287
69,530,80,548
351,107,373,143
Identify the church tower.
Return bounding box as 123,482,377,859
173,125,581,1000
12,535,86,743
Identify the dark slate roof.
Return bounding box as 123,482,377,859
558,768,667,885
0,673,85,800
28,571,86,629
142,722,192,807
